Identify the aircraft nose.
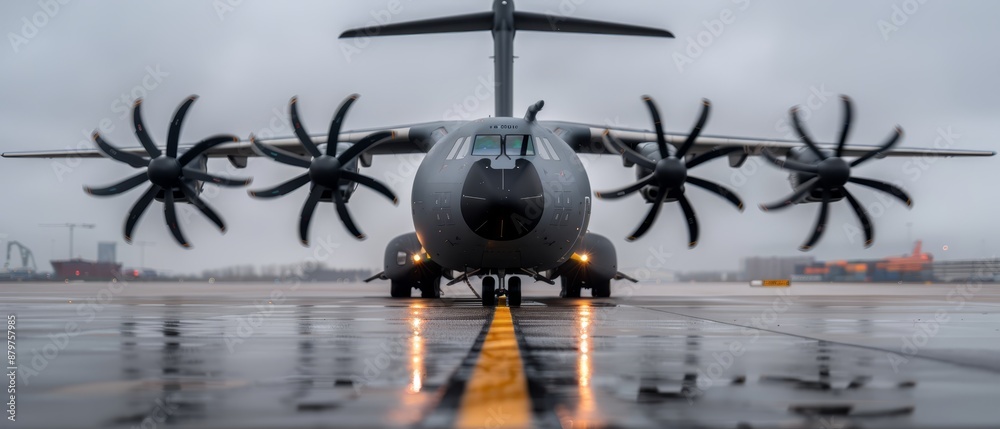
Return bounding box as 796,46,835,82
461,159,544,241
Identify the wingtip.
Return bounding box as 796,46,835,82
864,239,874,248
688,241,698,249
799,245,812,252
300,239,310,247
737,203,745,212
758,204,769,212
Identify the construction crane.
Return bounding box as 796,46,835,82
39,223,96,259
4,241,37,272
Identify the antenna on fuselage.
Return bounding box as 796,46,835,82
339,0,673,118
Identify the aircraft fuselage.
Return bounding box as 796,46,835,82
411,117,591,272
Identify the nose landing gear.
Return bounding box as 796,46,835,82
480,272,522,308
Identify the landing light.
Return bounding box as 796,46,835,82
412,254,423,263
580,254,590,263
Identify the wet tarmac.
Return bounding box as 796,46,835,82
2,281,999,428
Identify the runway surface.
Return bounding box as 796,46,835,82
2,280,999,428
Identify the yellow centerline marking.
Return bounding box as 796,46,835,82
455,298,533,429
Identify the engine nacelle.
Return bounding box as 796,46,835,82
634,142,681,204
786,146,845,203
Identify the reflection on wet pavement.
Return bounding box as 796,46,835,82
3,282,1000,428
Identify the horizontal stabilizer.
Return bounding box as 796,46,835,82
513,12,673,38
340,12,493,38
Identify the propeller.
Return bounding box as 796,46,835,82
760,95,910,251
249,94,397,245
84,96,252,248
597,96,746,247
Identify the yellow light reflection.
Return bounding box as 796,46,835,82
572,303,600,426
408,306,425,394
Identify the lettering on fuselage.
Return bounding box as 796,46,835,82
488,125,519,130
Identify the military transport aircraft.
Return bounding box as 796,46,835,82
3,0,993,306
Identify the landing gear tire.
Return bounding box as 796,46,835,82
560,276,582,298
591,280,611,298
508,277,522,308
390,281,412,298
482,276,496,307
420,276,442,298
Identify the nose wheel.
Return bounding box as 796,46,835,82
480,274,522,308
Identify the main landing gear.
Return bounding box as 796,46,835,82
481,271,521,308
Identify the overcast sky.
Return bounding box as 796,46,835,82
1,0,998,275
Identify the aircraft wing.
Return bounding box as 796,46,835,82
0,121,467,162
541,121,996,161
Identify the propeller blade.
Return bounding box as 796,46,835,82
595,175,654,200
167,96,197,159
685,146,744,169
341,171,398,204
836,95,853,158
848,177,913,207
124,185,160,243
759,176,820,211
251,135,311,168
327,94,360,156
685,176,744,211
676,99,711,159
289,97,322,158
677,193,700,248
178,135,239,166
790,106,828,161
163,191,190,248
85,172,148,196
641,96,669,159
761,148,819,174
800,189,831,251
842,188,874,248
337,131,393,164
93,132,148,168
182,168,252,187
602,131,656,170
850,126,904,167
179,183,225,233
299,185,324,246
626,191,666,242
334,190,366,240
132,99,161,158
248,173,311,199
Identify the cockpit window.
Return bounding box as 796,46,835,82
505,135,535,156
472,135,503,156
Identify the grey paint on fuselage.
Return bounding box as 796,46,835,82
411,117,591,272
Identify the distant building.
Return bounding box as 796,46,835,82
741,256,814,281
97,242,117,263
